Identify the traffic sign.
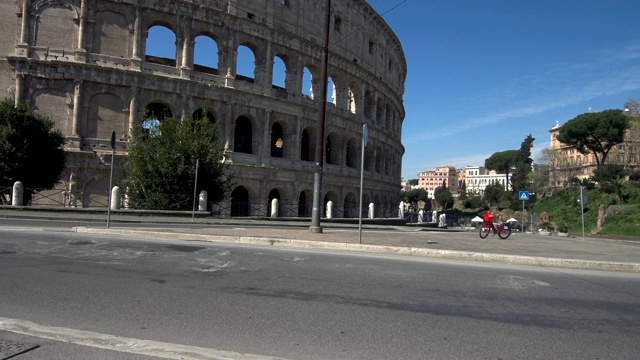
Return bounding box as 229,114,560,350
518,191,530,201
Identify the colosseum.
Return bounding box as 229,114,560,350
0,0,406,218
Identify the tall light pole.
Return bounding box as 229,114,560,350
310,0,331,234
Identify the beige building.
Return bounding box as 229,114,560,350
0,0,406,217
417,165,459,198
548,112,639,188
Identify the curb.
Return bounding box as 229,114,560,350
73,227,640,274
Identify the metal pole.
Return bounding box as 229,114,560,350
358,124,366,244
522,200,525,232
580,185,585,239
107,147,115,228
310,0,331,234
192,159,199,222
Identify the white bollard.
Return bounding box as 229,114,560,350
12,181,23,206
418,209,424,224
368,203,374,219
326,201,333,219
399,201,405,218
270,198,279,218
110,186,121,209
198,190,208,211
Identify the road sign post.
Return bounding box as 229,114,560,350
518,191,530,233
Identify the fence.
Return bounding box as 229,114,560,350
2,182,402,220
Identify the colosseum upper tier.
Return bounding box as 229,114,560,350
0,0,406,217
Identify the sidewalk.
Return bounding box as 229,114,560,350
1,207,639,273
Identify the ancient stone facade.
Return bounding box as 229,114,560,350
0,0,406,217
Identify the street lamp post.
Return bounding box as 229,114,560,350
309,0,331,234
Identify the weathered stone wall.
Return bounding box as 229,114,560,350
0,0,407,216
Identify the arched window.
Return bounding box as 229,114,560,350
271,123,284,158
346,138,358,168
143,103,172,136
301,129,311,161
302,66,313,99
325,135,333,164
236,45,256,82
193,35,219,74
234,116,252,154
145,25,176,67
230,186,249,217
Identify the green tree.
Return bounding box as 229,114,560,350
0,99,65,193
485,149,519,188
458,181,468,201
483,182,506,210
556,109,630,168
123,115,231,210
510,134,535,193
408,178,418,186
402,188,429,210
433,185,453,210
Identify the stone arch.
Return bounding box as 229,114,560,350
236,44,256,81
364,146,374,171
343,192,358,218
86,93,126,139
92,10,130,57
375,146,383,173
385,104,391,130
233,116,253,154
142,102,172,134
324,191,338,217
301,65,317,99
32,2,78,49
325,132,339,165
31,87,70,134
192,108,215,123
364,90,374,121
145,24,177,67
230,186,250,217
193,34,219,74
298,190,311,217
376,98,383,126
270,122,284,158
267,188,281,217
272,54,287,89
301,127,316,162
346,137,358,168
348,82,360,115
327,76,336,105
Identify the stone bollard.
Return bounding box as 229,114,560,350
110,186,122,209
399,201,405,218
198,190,208,211
12,181,23,206
270,198,279,218
326,201,333,219
418,209,424,224
439,213,446,227
368,203,374,219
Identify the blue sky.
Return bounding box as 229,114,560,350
366,0,640,180
147,1,640,181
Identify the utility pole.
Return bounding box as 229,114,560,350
310,0,331,234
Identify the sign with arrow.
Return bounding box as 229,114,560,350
518,190,530,201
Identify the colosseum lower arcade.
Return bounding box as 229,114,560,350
0,0,406,218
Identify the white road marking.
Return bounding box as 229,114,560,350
496,275,551,290
0,316,286,360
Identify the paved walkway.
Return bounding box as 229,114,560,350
1,207,639,273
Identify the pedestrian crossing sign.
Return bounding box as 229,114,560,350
519,191,530,201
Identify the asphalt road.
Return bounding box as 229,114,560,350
1,225,639,359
